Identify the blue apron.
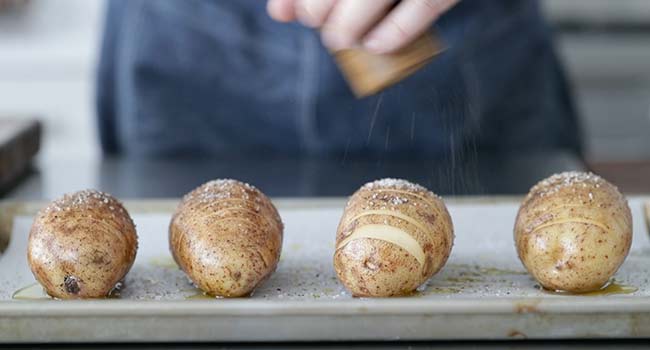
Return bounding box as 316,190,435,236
97,0,581,158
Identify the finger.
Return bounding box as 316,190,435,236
364,0,458,54
321,0,396,51
267,0,298,22
295,0,336,28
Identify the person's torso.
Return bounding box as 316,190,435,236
98,0,580,158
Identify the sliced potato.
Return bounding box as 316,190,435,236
645,202,650,234
514,172,633,293
169,179,283,297
334,178,454,297
28,190,138,299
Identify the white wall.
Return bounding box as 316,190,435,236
542,0,650,161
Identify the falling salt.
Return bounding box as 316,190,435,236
366,93,384,144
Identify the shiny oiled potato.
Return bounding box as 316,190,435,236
644,202,650,237
514,172,633,293
169,179,283,297
28,190,138,299
334,179,454,297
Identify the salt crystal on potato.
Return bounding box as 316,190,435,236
514,171,633,293
169,179,283,298
28,190,138,299
334,178,454,297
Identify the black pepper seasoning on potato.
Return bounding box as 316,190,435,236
27,190,138,299
334,178,454,297
514,172,633,293
169,179,283,297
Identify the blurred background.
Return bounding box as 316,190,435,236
1,0,649,196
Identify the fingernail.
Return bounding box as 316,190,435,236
302,17,319,28
364,30,399,54
363,36,385,54
296,5,318,27
322,30,345,51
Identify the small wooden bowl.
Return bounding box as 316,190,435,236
334,33,444,98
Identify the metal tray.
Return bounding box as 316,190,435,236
0,197,649,343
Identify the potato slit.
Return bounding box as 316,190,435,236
370,187,447,230
198,215,265,229
535,203,598,210
529,218,611,235
529,201,630,232
337,224,425,266
344,210,430,234
197,198,256,207
198,207,277,230
645,202,650,231
371,188,446,221
81,217,128,246
373,189,439,209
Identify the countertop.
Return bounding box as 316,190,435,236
4,154,650,348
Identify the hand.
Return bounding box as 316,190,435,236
267,0,458,54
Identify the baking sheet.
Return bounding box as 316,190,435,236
0,197,649,342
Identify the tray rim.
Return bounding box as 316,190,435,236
2,297,650,317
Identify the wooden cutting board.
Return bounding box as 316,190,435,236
0,119,41,194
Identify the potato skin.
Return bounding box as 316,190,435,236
514,172,632,293
27,190,138,299
334,179,454,297
169,179,283,297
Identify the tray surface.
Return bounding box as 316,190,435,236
1,197,649,342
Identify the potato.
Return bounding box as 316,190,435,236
169,179,283,297
644,202,650,233
334,178,454,297
514,172,633,293
27,190,138,299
